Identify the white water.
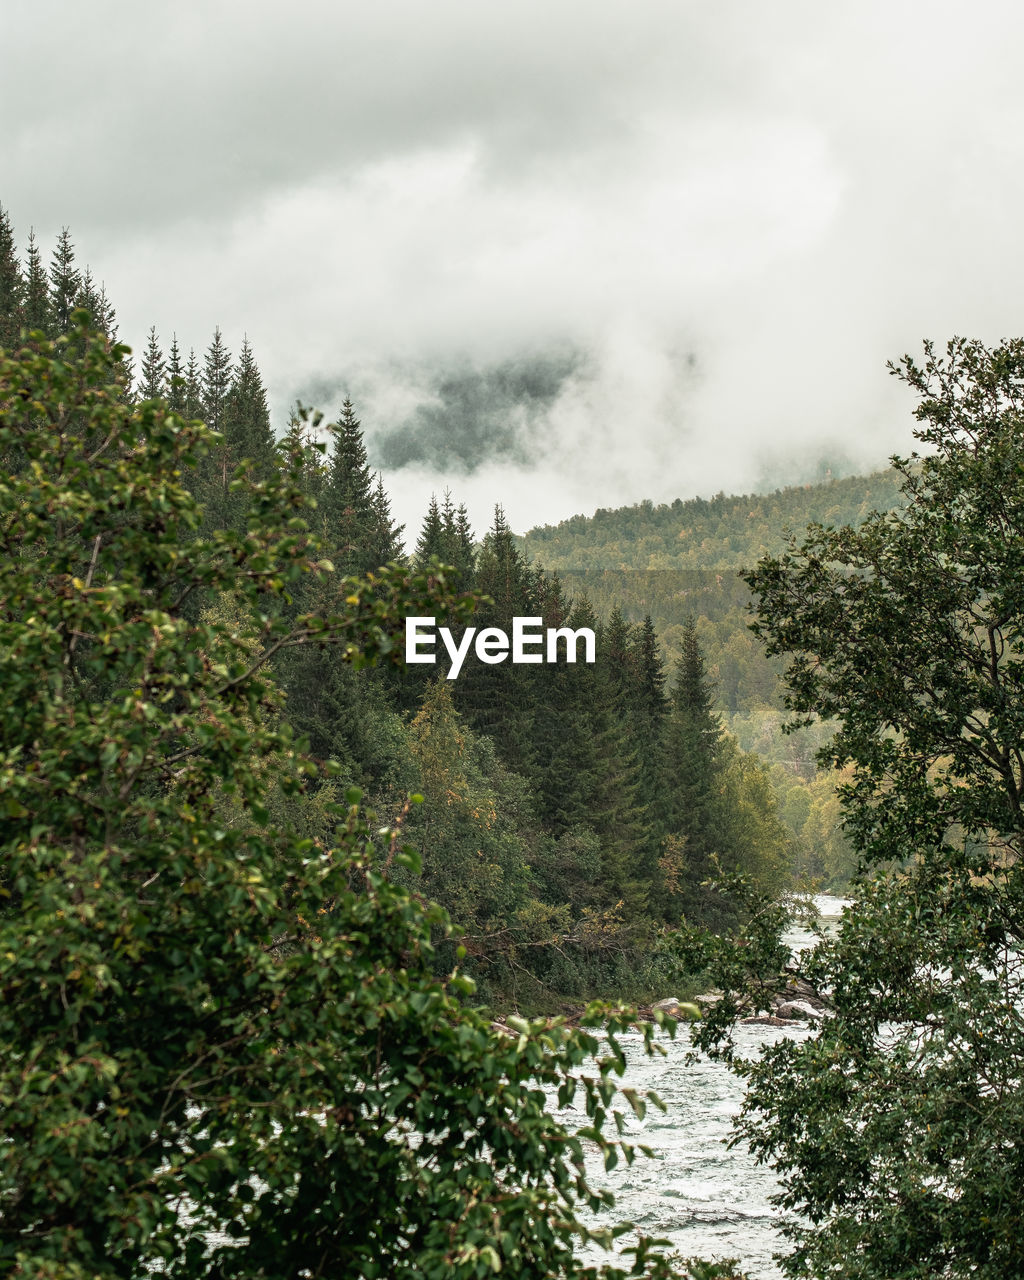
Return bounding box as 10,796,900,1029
575,894,850,1278
195,895,849,1275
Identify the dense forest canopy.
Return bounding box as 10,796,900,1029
1,312,704,1280
6,203,1018,1280
0,204,816,1001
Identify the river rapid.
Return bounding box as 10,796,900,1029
575,894,850,1278
196,896,848,1275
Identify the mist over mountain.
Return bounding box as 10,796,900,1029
286,336,891,543
368,350,584,472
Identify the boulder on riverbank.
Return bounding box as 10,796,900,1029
774,969,830,1012
638,997,702,1021
691,973,832,1024
652,997,682,1014
774,999,825,1022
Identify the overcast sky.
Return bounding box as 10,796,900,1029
5,0,1024,536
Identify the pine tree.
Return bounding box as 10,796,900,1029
415,495,445,563
139,327,166,401
0,205,24,350
629,615,671,855
368,474,405,567
456,505,537,769
165,336,188,415
322,399,376,573
22,229,50,335
202,327,233,433
221,336,275,475
660,617,727,924
48,228,81,335
183,348,203,419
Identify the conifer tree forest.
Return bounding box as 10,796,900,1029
0,209,815,1011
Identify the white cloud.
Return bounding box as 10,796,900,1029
4,0,1024,533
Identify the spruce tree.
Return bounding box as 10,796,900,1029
75,267,101,319
602,607,634,705
629,615,671,857
201,327,233,433
70,269,105,364
661,617,727,924
414,491,473,586
48,227,81,336
165,335,185,413
441,491,476,590
279,408,328,510
221,336,275,476
452,502,476,588
415,495,445,563
322,399,376,573
530,578,599,834
139,327,166,401
93,282,119,340
0,205,24,350
22,229,50,335
456,505,537,770
368,474,405,567
572,601,648,915
183,347,203,419
72,270,128,390
192,331,235,528
671,618,721,768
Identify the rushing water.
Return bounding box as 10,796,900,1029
196,896,848,1275
575,894,850,1278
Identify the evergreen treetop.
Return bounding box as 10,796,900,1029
201,326,233,433
48,227,81,336
22,229,50,336
0,204,24,350
139,326,166,401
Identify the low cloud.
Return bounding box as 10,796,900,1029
4,2,1023,535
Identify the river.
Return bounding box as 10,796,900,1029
575,894,850,1278
196,895,848,1275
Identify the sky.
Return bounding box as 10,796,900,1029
5,0,1024,538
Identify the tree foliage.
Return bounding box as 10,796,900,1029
716,337,1024,1278
0,317,691,1280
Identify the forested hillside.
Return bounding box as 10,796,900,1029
518,474,908,884
2,306,697,1280
523,472,906,571
0,206,813,1015
522,472,905,722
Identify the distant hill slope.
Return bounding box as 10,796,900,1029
521,468,906,572
519,468,908,774
517,468,907,882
